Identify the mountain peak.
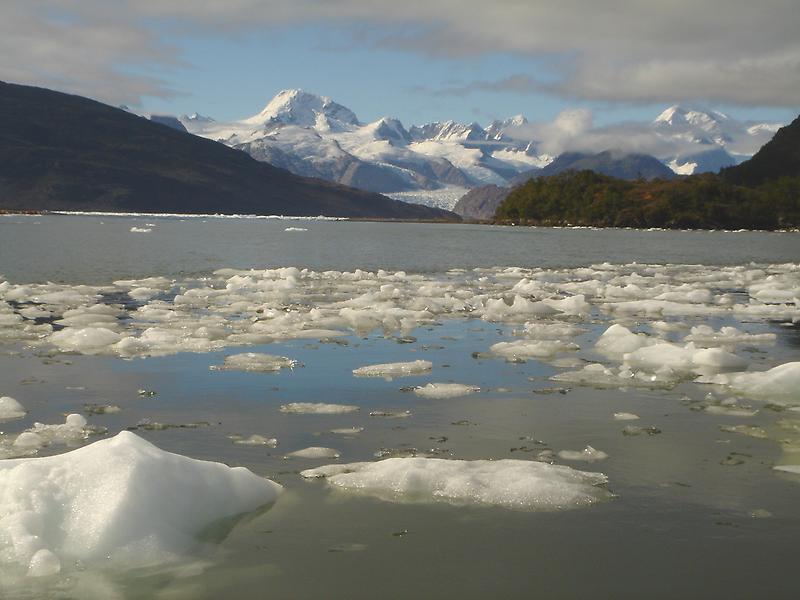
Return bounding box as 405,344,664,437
242,89,360,129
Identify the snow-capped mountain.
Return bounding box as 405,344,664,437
178,91,782,204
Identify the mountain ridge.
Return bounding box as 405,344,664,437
0,81,457,220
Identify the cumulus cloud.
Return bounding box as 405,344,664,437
501,108,773,159
1,0,798,107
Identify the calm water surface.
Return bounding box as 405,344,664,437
1,215,799,599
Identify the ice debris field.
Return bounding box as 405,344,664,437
0,261,799,584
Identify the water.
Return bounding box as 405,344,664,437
1,214,798,283
1,215,799,599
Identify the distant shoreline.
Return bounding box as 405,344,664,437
1,209,797,233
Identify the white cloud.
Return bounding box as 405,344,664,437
1,1,798,107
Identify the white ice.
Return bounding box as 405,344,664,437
211,353,297,372
286,446,341,459
414,383,480,399
697,362,800,404
0,431,281,576
352,359,432,378
279,402,359,414
0,396,26,421
557,446,609,462
300,457,610,510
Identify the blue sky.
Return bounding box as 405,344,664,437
2,1,798,128
139,26,796,126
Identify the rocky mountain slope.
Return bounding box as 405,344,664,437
0,82,457,220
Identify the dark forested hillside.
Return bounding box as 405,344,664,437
0,81,457,220
495,117,800,229
721,115,800,186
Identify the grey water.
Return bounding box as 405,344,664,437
1,215,799,599
1,214,798,283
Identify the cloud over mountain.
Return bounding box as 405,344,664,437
1,1,798,108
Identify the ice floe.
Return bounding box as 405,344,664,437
697,362,800,404
557,446,609,462
0,396,26,421
300,457,611,510
352,359,432,378
683,325,776,346
230,434,278,447
279,402,359,414
211,352,298,372
552,363,679,389
491,339,579,360
286,446,341,459
613,412,640,421
413,383,480,399
0,432,281,577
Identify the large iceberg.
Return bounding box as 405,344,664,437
300,457,610,510
0,432,281,577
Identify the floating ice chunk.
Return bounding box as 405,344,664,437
774,465,800,475
210,353,297,372
482,295,560,321
9,414,99,455
0,396,26,420
231,434,278,447
542,295,590,315
414,383,480,399
595,324,655,356
697,362,800,404
557,446,609,462
129,226,152,233
0,431,281,576
613,412,640,421
49,327,122,355
287,446,341,459
280,402,359,414
352,360,432,378
330,427,364,435
300,457,610,510
719,425,768,439
284,227,308,232
623,342,747,372
703,398,758,417
369,410,412,418
684,325,776,345
491,340,579,360
552,363,678,389
522,322,584,339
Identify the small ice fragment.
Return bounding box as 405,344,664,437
130,227,152,233
352,360,432,378
232,434,278,447
0,396,26,420
138,389,157,397
773,465,800,475
369,410,412,418
280,402,359,414
414,383,480,399
719,425,768,439
622,425,662,436
287,447,341,459
27,549,61,577
330,427,364,435
613,412,640,421
557,446,609,462
284,227,308,232
211,353,297,372
83,404,121,415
